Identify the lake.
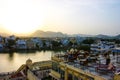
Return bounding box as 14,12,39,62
0,50,64,72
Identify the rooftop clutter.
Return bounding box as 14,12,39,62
53,48,120,80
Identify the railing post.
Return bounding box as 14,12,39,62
64,65,68,80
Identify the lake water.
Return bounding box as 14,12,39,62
0,50,64,72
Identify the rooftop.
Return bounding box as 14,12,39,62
52,50,120,80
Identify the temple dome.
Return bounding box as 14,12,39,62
26,58,32,65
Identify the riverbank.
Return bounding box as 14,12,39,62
0,45,90,54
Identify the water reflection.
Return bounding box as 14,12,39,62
0,50,64,72
8,51,14,61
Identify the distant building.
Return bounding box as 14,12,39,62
31,37,43,48
16,39,27,49
45,40,52,48
112,47,120,63
26,39,36,49
61,38,69,46
8,35,16,40
91,40,115,53
0,43,4,51
31,37,40,43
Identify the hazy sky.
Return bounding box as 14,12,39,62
0,0,120,35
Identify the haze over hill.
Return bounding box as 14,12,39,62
0,32,10,37
30,30,120,38
0,30,120,38
31,30,68,38
30,30,94,38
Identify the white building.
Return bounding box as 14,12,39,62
8,35,16,40
16,40,27,49
0,44,4,51
91,41,115,54
61,38,69,46
45,40,52,48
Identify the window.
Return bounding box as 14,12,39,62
52,62,59,72
68,73,73,80
60,69,65,80
74,76,78,80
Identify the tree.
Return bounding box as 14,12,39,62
8,39,16,47
82,38,95,44
78,45,90,51
51,41,60,47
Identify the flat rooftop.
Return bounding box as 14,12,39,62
53,52,120,80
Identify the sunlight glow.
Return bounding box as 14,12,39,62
0,0,120,35
0,0,44,34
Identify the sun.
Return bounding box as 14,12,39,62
3,11,44,34
1,0,44,34
3,18,43,34
3,21,43,34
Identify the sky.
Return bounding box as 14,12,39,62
0,0,120,35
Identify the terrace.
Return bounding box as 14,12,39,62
27,60,52,80
52,49,120,80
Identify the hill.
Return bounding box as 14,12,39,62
115,34,120,39
95,34,112,39
30,30,68,37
